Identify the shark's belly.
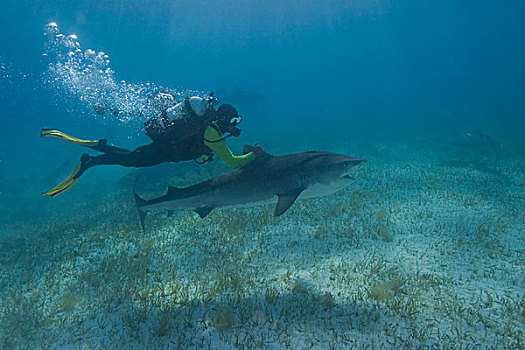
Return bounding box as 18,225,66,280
208,189,277,209
146,177,354,213
300,180,354,199
152,190,276,211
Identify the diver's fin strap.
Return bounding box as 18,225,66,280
41,160,83,197
40,128,99,148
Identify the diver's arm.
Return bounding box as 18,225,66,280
204,126,255,168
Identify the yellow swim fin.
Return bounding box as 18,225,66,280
40,128,99,148
41,154,89,196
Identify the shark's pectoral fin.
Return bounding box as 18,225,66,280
167,210,175,218
195,206,215,218
275,188,305,216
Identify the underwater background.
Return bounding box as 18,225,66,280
1,0,524,348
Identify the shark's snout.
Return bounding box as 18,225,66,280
342,158,366,174
327,158,365,183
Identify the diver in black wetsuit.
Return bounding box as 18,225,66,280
41,93,262,196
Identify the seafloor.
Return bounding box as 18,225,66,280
0,132,524,349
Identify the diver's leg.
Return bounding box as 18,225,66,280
42,144,168,196
88,144,167,167
90,139,131,153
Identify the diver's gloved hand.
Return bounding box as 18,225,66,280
252,144,266,158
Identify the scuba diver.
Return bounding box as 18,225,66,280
41,93,263,196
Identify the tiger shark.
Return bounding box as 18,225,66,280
134,146,365,230
450,129,501,163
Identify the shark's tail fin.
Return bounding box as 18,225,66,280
133,181,147,232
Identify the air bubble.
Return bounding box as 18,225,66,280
42,22,205,126
84,49,95,58
62,39,76,49
44,22,59,36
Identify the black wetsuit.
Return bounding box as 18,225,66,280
86,111,215,169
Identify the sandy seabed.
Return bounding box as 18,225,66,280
0,141,524,349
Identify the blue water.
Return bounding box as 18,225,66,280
1,1,523,178
1,1,524,348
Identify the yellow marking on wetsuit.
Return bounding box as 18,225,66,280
41,128,99,147
204,126,255,169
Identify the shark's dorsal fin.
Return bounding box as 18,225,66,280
275,188,305,216
195,206,214,218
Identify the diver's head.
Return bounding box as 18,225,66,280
217,104,242,136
